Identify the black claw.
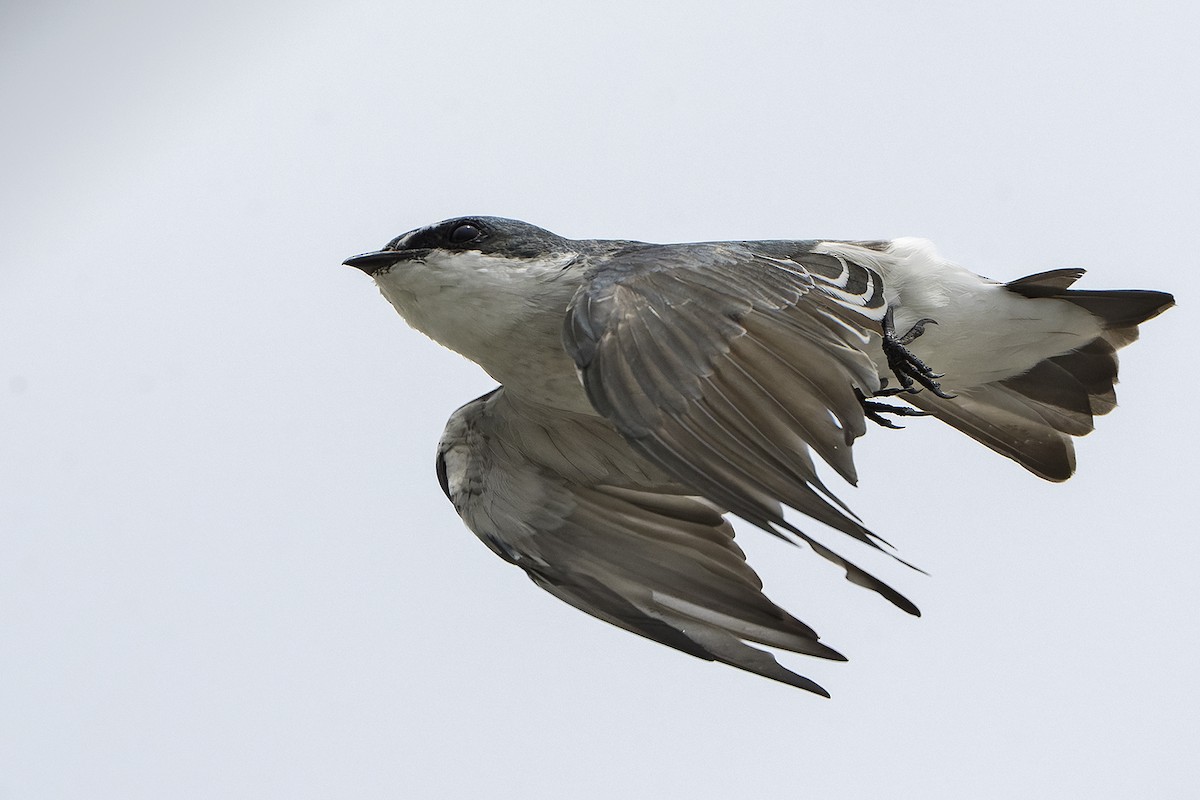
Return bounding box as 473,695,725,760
881,309,956,400
856,388,931,429
896,317,937,345
866,408,905,429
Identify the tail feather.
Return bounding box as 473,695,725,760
907,269,1173,481
906,386,1078,481
1005,269,1174,347
1038,339,1119,415
1005,267,1087,294
999,360,1094,435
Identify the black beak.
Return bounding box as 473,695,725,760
343,250,405,275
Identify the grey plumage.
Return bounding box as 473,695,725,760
346,216,1173,694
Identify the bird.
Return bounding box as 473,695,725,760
344,216,1173,696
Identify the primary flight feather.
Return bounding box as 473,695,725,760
345,216,1172,695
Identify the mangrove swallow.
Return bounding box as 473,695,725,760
345,216,1173,695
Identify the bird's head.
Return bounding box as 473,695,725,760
343,216,585,380
343,216,578,278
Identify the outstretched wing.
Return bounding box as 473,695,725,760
438,389,849,695
562,241,919,614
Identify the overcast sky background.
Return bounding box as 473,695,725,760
2,1,1197,797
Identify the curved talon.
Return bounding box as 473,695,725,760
856,388,931,429
897,318,937,345
864,402,929,429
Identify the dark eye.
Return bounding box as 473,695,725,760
448,223,482,244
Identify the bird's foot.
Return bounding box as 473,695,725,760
882,308,955,399
856,386,930,429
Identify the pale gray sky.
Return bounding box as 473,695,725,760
2,1,1196,797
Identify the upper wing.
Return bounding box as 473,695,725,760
438,389,848,695
562,241,919,611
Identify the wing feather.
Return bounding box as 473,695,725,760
438,390,850,694
562,243,918,613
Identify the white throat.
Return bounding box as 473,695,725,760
373,249,589,408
